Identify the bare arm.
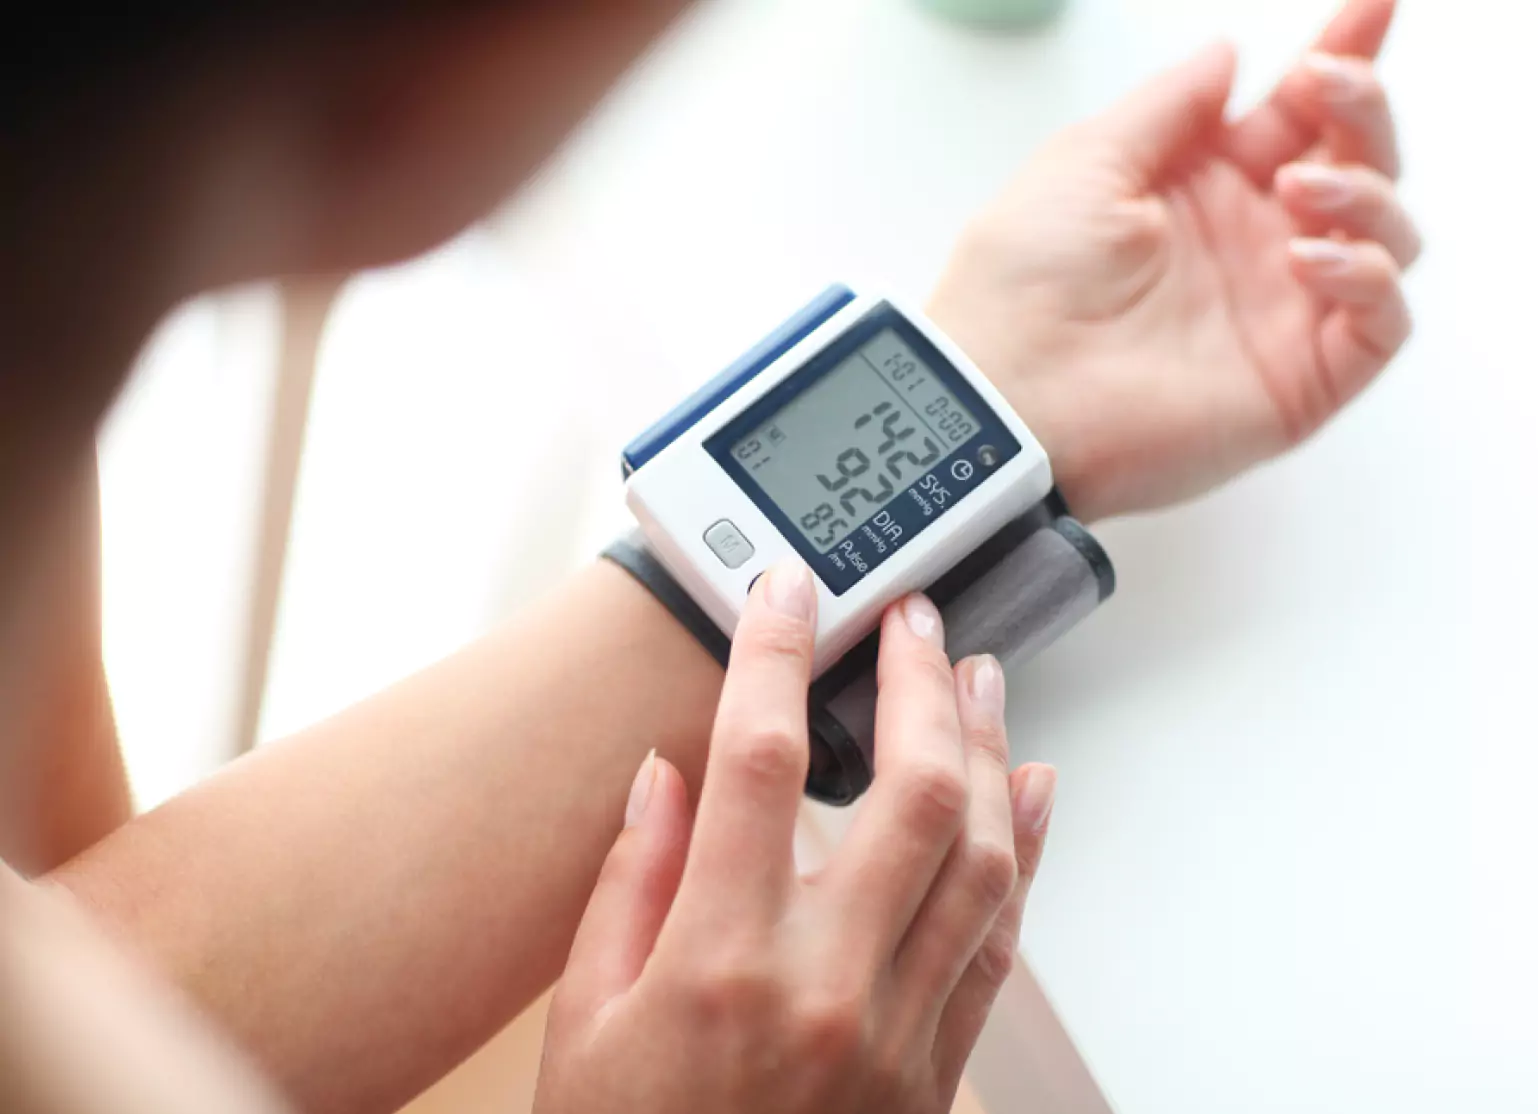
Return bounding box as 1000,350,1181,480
45,7,1416,1111
50,562,722,1114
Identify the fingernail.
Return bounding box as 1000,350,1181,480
964,655,1006,721
901,593,944,648
1013,765,1057,836
625,748,658,829
1303,52,1366,103
762,558,815,623
1286,163,1353,209
1290,237,1353,274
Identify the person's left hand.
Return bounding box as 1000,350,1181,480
929,0,1417,522
534,562,1055,1114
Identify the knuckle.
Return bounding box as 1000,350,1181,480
728,724,807,789
965,718,1011,770
884,642,958,695
789,990,869,1064
963,838,1019,911
740,614,813,665
895,761,969,839
972,923,1019,989
915,649,960,693
687,953,782,1021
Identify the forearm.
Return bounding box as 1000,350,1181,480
48,560,723,1114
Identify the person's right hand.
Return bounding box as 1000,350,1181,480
533,559,1056,1114
929,0,1417,522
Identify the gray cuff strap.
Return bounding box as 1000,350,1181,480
807,514,1111,803
602,502,1115,806
603,532,732,666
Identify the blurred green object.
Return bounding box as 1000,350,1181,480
917,0,1067,28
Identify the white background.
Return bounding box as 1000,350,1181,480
101,0,1538,1110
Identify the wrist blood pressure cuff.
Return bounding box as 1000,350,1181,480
603,492,1113,805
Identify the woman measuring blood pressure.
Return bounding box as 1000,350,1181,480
0,2,1416,1113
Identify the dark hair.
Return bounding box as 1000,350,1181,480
3,5,457,134
7,9,243,121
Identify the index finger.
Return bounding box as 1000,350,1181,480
1225,0,1397,183
681,558,818,916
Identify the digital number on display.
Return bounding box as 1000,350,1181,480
729,330,980,554
707,316,1019,595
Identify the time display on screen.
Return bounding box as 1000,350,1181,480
728,330,982,554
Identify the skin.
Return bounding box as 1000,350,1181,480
0,867,287,1114
930,0,1416,521
0,461,129,875
535,569,1055,1114
0,1,1415,1113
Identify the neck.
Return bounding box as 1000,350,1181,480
0,108,190,630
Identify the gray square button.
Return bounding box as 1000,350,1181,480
703,519,754,569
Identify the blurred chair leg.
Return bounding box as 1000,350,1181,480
229,277,342,760
965,960,1114,1114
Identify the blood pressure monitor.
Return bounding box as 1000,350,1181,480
607,285,1114,805
623,288,1052,675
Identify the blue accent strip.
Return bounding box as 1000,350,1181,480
621,284,856,476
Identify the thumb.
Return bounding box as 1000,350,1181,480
553,751,691,1024
1093,41,1237,187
